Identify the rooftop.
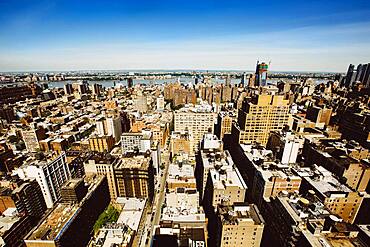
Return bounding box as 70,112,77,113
27,176,105,241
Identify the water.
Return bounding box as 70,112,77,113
47,78,243,89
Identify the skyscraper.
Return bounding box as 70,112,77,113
127,77,134,88
255,61,268,86
232,94,290,146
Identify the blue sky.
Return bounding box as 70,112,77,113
1,0,370,72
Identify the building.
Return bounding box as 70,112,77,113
255,61,269,87
0,210,33,247
303,139,370,192
60,178,88,203
134,95,148,113
267,130,304,164
296,165,368,224
64,83,73,95
106,116,122,143
228,144,301,205
89,135,115,153
84,153,118,200
170,130,194,157
215,111,236,140
174,103,215,151
121,132,152,153
305,105,332,128
114,155,154,198
24,176,110,247
13,153,71,208
21,127,46,153
216,203,264,247
232,94,290,146
11,179,47,220
157,95,165,111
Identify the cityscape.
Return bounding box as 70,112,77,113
1,1,370,247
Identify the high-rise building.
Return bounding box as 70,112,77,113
225,74,231,86
84,153,118,200
157,95,165,111
106,115,123,143
13,153,71,208
255,61,268,86
88,135,115,153
24,176,110,247
114,155,154,198
232,94,290,146
64,83,73,95
216,203,265,247
21,126,46,153
92,83,102,96
134,95,148,113
11,179,47,220
174,103,215,151
127,77,134,88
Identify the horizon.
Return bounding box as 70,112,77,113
1,0,370,72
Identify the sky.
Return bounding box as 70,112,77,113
1,0,370,72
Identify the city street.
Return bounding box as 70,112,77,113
137,147,171,247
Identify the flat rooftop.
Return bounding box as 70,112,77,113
115,155,150,169
116,197,146,232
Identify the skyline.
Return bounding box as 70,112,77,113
1,0,370,72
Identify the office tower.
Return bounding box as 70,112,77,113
127,77,134,88
96,117,106,136
221,85,232,102
84,153,118,200
24,176,110,247
64,83,73,95
114,155,154,198
344,64,356,88
241,72,247,86
216,203,264,247
157,95,165,111
174,104,215,151
106,115,123,143
11,179,47,219
255,61,268,86
79,82,88,94
92,83,102,96
89,135,115,153
232,94,290,146
13,153,71,208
